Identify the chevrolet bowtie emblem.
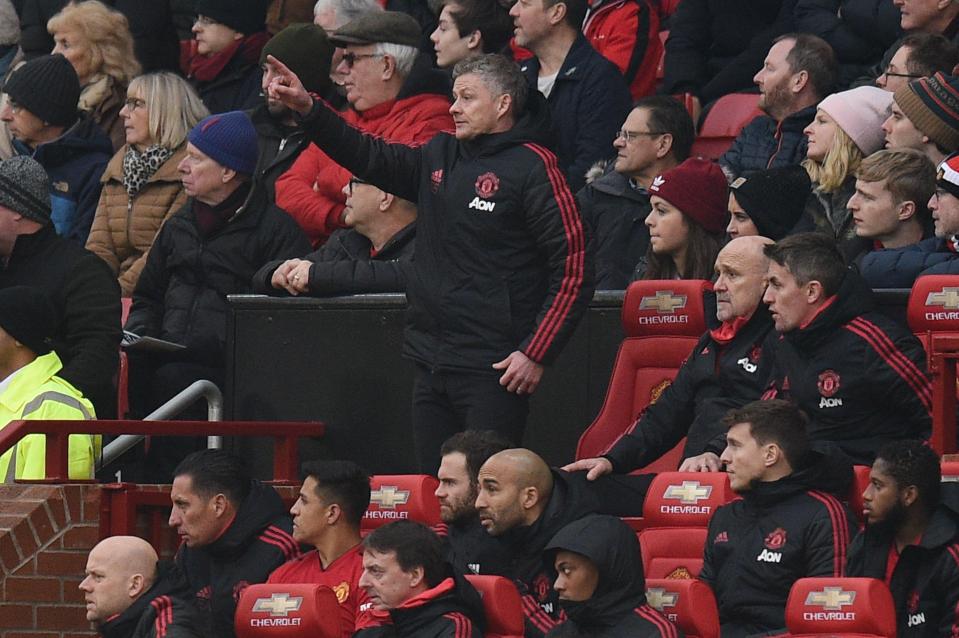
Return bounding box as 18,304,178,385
646,587,679,610
805,587,856,611
927,287,959,310
252,593,303,617
370,485,410,509
663,481,713,504
639,291,687,314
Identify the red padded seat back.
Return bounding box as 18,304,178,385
645,578,719,638
848,465,871,527
465,575,524,638
907,274,959,356
235,583,342,638
943,459,959,480
690,94,762,161
639,527,707,579
642,472,734,527
785,577,896,637
361,475,441,534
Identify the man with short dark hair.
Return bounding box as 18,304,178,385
848,441,959,637
430,0,513,69
762,232,933,465
169,449,300,638
701,400,856,638
876,33,959,93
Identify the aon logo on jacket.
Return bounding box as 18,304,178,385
469,196,496,212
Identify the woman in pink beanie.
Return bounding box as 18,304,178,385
802,85,892,247
633,157,727,280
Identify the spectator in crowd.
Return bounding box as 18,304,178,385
578,95,695,290
884,73,959,168
848,441,959,637
254,174,416,296
0,155,120,420
847,148,936,264
266,0,315,33
170,449,300,638
727,166,813,240
894,0,959,38
565,236,777,479
86,72,209,297
48,0,141,151
721,34,838,180
702,400,856,638
186,0,271,114
634,157,727,281
661,0,796,111
0,285,98,481
762,233,933,465
125,112,308,475
433,430,511,576
583,0,662,100
252,23,333,202
1,54,113,245
81,535,202,638
802,85,892,259
354,521,485,638
430,0,512,69
266,53,592,474
268,460,384,637
475,448,597,637
876,32,959,93
512,0,632,191
275,11,452,247
544,515,682,637
313,0,383,109
859,152,959,286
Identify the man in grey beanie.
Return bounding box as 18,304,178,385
0,155,121,419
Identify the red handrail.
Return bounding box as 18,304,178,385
0,419,324,484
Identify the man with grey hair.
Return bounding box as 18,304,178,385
276,11,452,247
267,52,593,473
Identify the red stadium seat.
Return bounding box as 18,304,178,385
465,575,524,638
658,0,683,18
785,577,896,637
361,475,441,534
575,280,711,474
943,459,959,480
847,465,871,528
690,93,762,161
645,578,719,638
235,583,342,638
640,527,708,579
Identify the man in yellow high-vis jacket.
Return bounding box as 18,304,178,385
0,286,97,481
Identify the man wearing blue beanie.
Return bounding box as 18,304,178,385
124,111,310,482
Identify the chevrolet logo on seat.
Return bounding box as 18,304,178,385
370,486,410,509
252,593,303,617
927,287,959,310
639,291,687,313
805,587,856,611
663,481,713,504
646,587,678,611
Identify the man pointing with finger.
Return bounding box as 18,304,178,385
266,52,593,473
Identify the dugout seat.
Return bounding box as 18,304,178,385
235,583,341,638
690,93,762,161
465,575,524,638
645,578,719,638
575,280,711,474
361,475,441,534
943,459,959,480
847,465,871,527
785,577,896,637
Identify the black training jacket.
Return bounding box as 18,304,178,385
99,562,204,638
762,270,933,465
847,483,959,637
434,516,512,578
700,448,856,636
295,91,594,372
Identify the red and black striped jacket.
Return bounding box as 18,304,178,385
295,89,594,373
355,575,485,638
99,561,204,638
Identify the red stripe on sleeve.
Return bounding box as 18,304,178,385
809,491,849,576
845,319,933,413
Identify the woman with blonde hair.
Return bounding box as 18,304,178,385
86,73,209,296
48,0,141,151
802,86,892,246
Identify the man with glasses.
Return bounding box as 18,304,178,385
276,11,452,247
876,33,959,93
576,95,694,289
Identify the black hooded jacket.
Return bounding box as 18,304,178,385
763,271,933,465
700,448,856,636
435,516,512,578
847,482,959,637
544,515,683,637
174,481,301,638
99,562,203,638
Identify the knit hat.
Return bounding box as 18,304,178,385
648,158,728,234
331,11,421,48
0,286,56,356
729,166,812,240
195,0,267,35
0,156,51,224
817,86,893,156
187,112,257,175
261,24,333,95
894,73,959,153
2,54,79,127
937,153,959,199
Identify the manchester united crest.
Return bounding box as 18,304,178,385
333,581,350,603
764,527,787,550
475,172,500,198
817,370,841,397
533,573,551,602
